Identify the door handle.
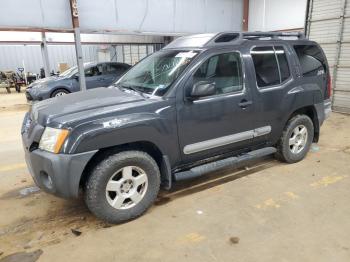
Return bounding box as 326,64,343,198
238,99,252,108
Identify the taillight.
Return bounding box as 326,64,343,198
326,72,332,98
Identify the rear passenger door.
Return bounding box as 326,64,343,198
248,44,296,145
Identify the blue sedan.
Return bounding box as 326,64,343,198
25,62,131,101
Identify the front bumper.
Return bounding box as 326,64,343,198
21,112,97,198
25,87,51,101
24,148,97,198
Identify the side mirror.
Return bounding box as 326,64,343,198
188,81,216,100
73,74,79,80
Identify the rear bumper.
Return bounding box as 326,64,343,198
315,99,331,127
24,147,97,198
324,99,332,120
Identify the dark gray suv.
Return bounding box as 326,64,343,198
22,32,331,223
25,62,131,101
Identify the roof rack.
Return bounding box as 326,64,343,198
164,31,306,49
241,31,305,40
205,31,305,46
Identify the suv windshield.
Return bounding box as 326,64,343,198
115,50,199,96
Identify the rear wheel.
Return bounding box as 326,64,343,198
275,114,314,163
84,150,160,224
51,89,69,98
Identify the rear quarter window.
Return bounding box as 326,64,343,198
293,45,327,77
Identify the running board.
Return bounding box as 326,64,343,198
174,147,276,181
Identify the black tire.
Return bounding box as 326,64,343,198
275,114,314,163
51,89,69,98
84,150,160,224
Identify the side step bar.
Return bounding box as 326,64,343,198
174,147,276,181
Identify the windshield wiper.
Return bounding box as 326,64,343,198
115,84,147,98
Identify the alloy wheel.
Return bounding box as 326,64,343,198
289,124,308,154
105,166,148,210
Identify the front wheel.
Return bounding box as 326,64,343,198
275,114,314,163
84,150,160,224
51,89,69,98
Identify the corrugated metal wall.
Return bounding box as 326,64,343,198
0,0,243,35
0,45,98,74
0,44,161,74
307,0,350,113
249,0,307,31
114,44,162,65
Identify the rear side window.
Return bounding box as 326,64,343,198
105,64,127,75
275,46,290,82
251,46,290,88
293,45,326,77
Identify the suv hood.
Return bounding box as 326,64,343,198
31,87,146,126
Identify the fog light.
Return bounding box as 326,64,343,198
40,171,53,190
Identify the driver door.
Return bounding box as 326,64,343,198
85,64,104,89
176,50,256,164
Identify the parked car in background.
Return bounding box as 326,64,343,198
25,62,131,101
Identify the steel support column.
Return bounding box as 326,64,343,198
242,0,249,31
69,0,86,91
40,32,50,77
332,0,348,107
73,27,86,91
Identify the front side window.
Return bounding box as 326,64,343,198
251,46,290,88
116,50,198,96
293,45,326,77
193,52,243,94
85,65,102,77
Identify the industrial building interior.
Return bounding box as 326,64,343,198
0,0,349,261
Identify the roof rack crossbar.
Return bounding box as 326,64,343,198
204,31,305,46
241,31,305,40
164,31,306,49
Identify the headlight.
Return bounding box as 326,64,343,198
33,84,47,89
39,127,69,153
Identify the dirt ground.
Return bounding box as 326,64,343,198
0,92,349,262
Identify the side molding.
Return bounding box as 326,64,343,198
183,126,271,155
